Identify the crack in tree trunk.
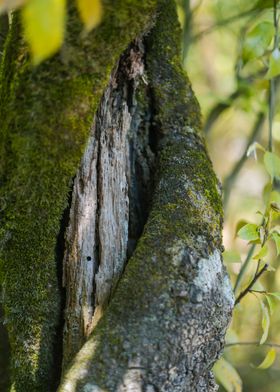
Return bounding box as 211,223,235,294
0,1,234,391
58,1,234,391
62,40,157,368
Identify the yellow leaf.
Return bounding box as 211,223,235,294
213,357,242,392
77,0,103,32
0,0,26,14
260,302,270,345
257,348,276,369
22,0,66,65
253,244,268,260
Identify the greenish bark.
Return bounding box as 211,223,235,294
58,1,233,391
0,1,157,390
0,0,233,391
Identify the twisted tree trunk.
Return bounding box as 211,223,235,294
0,1,233,391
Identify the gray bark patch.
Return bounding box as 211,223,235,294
63,41,156,367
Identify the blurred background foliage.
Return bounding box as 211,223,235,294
177,0,280,391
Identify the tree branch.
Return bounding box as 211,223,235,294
234,263,269,306
225,341,280,349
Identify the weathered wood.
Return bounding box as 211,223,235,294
58,1,234,391
63,42,156,367
0,2,158,390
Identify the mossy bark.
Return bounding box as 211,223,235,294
0,0,233,391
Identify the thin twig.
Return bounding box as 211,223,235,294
204,69,267,135
234,243,256,294
268,0,279,152
191,7,259,42
204,90,241,135
223,112,265,209
225,341,280,349
234,263,269,306
182,0,192,67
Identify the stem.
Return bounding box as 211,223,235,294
223,112,265,209
225,341,280,349
234,243,256,294
204,69,267,135
234,263,269,306
192,7,259,42
204,90,241,135
268,1,278,152
182,0,192,67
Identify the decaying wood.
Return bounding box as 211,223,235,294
63,41,155,367
59,1,234,390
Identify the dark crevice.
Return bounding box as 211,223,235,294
51,184,73,390
126,58,159,259
93,112,103,305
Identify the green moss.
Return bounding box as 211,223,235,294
145,0,223,252
59,2,224,390
0,1,157,390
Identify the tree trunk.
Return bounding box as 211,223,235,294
0,1,234,391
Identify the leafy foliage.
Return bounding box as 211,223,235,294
0,0,103,63
213,357,242,392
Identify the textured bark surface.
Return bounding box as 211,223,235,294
63,42,155,367
0,2,158,391
59,1,234,391
0,1,234,391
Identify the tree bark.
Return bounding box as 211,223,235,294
0,1,234,391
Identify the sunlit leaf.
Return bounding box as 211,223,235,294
223,250,242,263
263,182,273,205
266,48,280,79
22,0,66,65
253,244,268,260
260,302,270,345
273,126,280,141
0,0,26,13
268,292,280,300
238,223,259,241
271,232,280,255
257,348,276,369
266,294,278,315
76,0,103,32
263,151,280,180
242,22,274,63
213,357,242,392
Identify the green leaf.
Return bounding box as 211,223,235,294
272,232,280,255
213,357,242,392
266,48,280,79
223,250,242,263
253,244,268,260
255,0,280,9
270,202,280,213
22,0,66,65
257,348,276,369
242,22,274,63
260,302,270,345
268,292,280,300
238,223,259,241
76,0,103,32
266,294,278,315
263,151,280,180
